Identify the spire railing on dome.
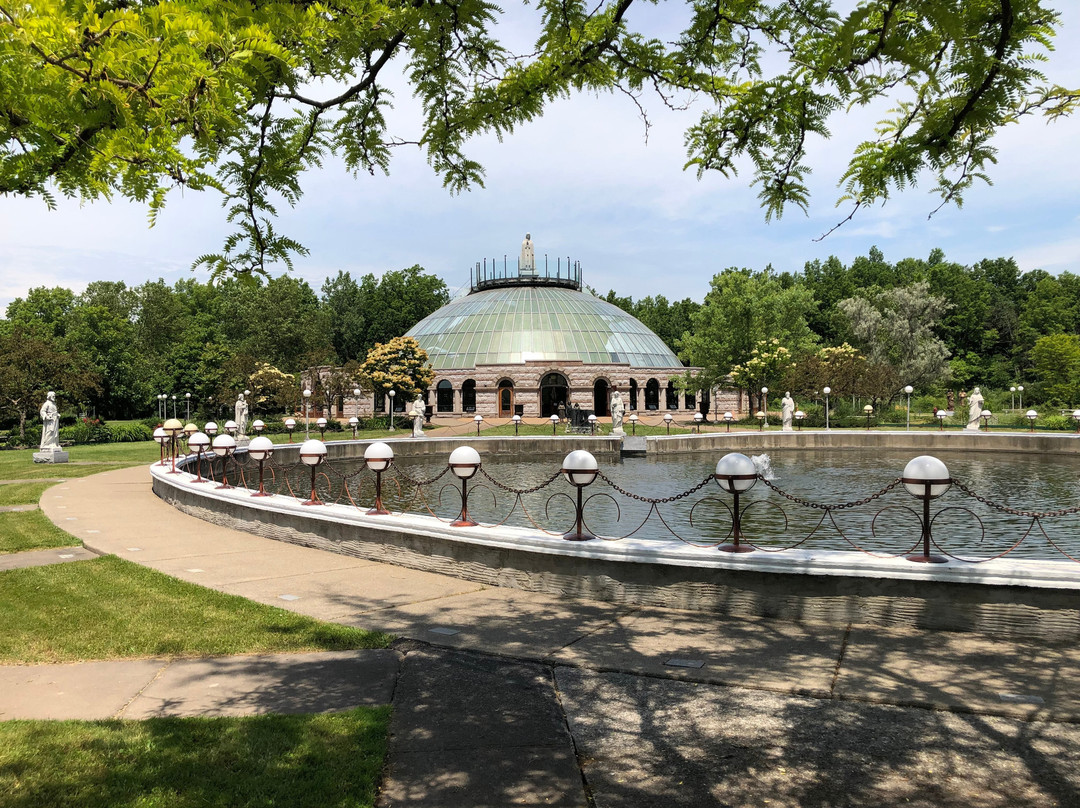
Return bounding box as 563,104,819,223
470,255,583,293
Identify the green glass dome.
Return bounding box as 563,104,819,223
405,285,682,370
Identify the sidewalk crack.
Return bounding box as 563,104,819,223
830,623,852,697
113,660,172,719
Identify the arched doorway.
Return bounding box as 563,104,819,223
540,372,569,417
645,378,660,410
666,380,678,409
436,380,453,413
593,379,609,416
628,379,638,410
462,379,477,413
497,379,514,417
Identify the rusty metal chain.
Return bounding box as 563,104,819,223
391,465,451,487
951,477,1080,518
759,477,903,510
479,467,561,494
595,471,714,504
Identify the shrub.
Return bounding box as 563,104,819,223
110,422,154,442
59,418,112,444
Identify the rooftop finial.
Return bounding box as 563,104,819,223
520,232,536,276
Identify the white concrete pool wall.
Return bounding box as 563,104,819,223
153,431,1080,640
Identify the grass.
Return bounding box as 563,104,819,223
0,510,78,554
0,481,55,507
473,421,693,437
0,706,390,808
0,442,158,480
0,555,392,664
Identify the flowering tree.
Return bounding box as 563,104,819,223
360,337,434,400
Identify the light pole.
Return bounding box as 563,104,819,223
713,452,758,553
185,392,191,420
761,387,768,428
823,387,831,430
901,455,950,564
1026,409,1038,432
387,389,396,431
1010,386,1016,411
354,387,362,423
663,412,673,435
171,394,177,419
863,404,873,431
1018,385,1024,410
723,411,733,432
474,414,483,436
629,413,638,435
512,414,521,436
562,450,599,541
448,445,481,527
364,441,394,515
303,388,312,439
904,385,913,430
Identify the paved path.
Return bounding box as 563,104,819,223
3,465,1077,806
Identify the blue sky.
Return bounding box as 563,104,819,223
2,5,1079,312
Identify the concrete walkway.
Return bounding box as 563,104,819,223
4,465,1079,806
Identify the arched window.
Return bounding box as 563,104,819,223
684,391,696,410
540,372,569,417
498,379,514,417
462,379,477,412
593,378,609,417
436,380,454,413
645,379,660,410
666,381,678,409
628,379,638,410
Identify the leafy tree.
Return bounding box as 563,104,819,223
729,340,796,403
312,361,363,418
360,337,434,400
248,362,300,416
838,282,952,392
360,266,450,350
2,1,1074,277
679,268,817,387
1030,333,1080,405
4,286,75,339
0,327,99,440
63,304,151,417
321,271,369,364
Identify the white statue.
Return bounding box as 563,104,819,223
781,392,796,432
411,395,426,438
610,389,625,435
234,393,249,439
39,391,60,450
966,387,985,431
520,232,536,275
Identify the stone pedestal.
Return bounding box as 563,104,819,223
33,448,69,464
236,437,251,448
612,427,626,437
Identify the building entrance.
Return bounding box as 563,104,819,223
540,372,569,417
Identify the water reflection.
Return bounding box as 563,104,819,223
331,450,1080,561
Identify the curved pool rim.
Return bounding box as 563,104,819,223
153,430,1080,640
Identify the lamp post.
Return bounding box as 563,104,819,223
302,389,312,438
299,439,327,505
252,419,265,435
756,410,765,432
550,414,559,435
795,410,805,431
387,389,396,431
205,421,218,438
629,413,638,435
284,418,296,442
823,387,831,430
1018,385,1024,410
936,410,947,431
1026,409,1038,432
474,414,484,436
448,445,481,526
588,413,597,435
981,409,992,432
211,434,237,489
663,412,673,435
512,414,521,436
171,394,177,419
225,420,237,437
154,427,169,466
761,387,768,427
364,441,394,515
316,417,327,439
713,452,758,553
902,455,951,563
163,418,183,474
723,411,733,432
185,392,191,420
693,412,703,434
562,450,599,541
863,404,873,431
248,436,275,496
183,422,197,455
1073,410,1080,434
353,388,362,423
349,416,359,438
904,385,913,430
1010,386,1016,411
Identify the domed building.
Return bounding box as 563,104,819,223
404,234,728,419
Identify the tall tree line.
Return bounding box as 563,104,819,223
0,267,448,424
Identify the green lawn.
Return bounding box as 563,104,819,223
0,555,392,664
0,442,159,480
0,510,78,553
0,706,390,808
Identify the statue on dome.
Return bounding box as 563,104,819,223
520,232,536,276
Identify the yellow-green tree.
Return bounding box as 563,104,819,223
360,337,433,400
248,362,298,416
